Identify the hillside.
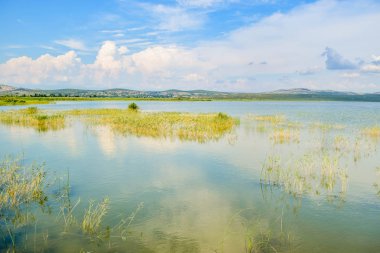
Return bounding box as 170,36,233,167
0,85,379,102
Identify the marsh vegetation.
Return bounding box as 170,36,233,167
0,106,238,142
0,101,379,252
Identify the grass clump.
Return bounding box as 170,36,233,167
0,157,47,210
0,157,48,249
363,126,380,140
0,107,66,132
82,198,109,237
253,115,286,125
128,102,139,111
270,128,300,144
261,152,348,198
66,109,238,143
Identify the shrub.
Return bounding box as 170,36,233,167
128,102,139,111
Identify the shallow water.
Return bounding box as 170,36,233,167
0,101,379,252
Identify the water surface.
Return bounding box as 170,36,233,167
0,101,379,252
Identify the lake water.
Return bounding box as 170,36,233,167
0,101,380,252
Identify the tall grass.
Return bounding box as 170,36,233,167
66,108,238,142
0,157,47,250
0,107,65,132
261,152,348,198
363,126,380,140
82,198,109,237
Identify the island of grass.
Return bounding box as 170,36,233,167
0,106,239,142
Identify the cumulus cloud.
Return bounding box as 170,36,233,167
1,0,380,91
322,47,358,70
0,41,211,88
0,51,81,84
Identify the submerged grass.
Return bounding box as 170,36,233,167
0,106,238,142
82,198,109,237
0,156,145,251
0,157,47,211
261,152,348,198
363,126,380,140
0,157,48,250
0,107,65,132
66,108,238,142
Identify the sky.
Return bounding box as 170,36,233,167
0,0,380,92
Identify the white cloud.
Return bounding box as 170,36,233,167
371,55,380,65
148,5,204,31
0,51,81,84
177,0,223,8
1,0,380,92
341,72,360,78
54,39,88,51
362,64,380,73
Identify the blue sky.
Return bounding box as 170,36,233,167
0,0,380,92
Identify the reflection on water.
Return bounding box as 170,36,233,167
0,101,379,252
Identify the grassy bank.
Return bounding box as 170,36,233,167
0,97,52,106
0,96,213,106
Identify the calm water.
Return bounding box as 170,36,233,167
1,101,380,252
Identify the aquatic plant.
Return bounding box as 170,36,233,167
0,107,66,132
374,167,380,197
66,108,239,143
128,102,139,111
0,156,146,251
363,126,380,140
0,157,48,250
253,115,286,125
310,122,345,132
261,152,348,198
82,198,109,237
270,128,300,144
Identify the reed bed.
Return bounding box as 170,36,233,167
0,107,238,142
0,156,144,251
0,157,46,211
0,107,65,132
363,126,380,140
246,114,300,144
66,109,238,143
261,152,348,198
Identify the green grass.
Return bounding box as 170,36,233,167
261,152,348,198
66,108,239,142
363,126,380,140
0,156,146,251
0,97,51,106
0,96,213,106
0,106,238,142
0,107,66,132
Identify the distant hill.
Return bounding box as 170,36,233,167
0,84,17,92
0,85,379,102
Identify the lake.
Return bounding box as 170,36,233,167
1,101,380,253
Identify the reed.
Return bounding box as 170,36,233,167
261,152,348,198
66,108,238,142
270,128,300,144
363,126,380,140
0,107,66,132
81,198,109,237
